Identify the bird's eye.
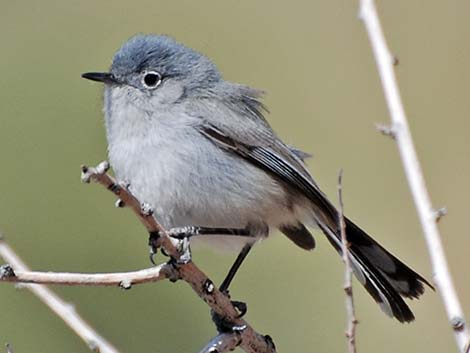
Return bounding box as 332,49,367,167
142,71,162,89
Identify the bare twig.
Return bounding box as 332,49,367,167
198,333,241,353
0,237,121,353
375,123,396,140
434,207,448,223
359,0,470,351
81,162,276,353
337,170,357,353
0,261,170,287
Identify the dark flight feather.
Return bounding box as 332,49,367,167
280,223,316,250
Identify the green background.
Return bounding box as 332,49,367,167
1,1,469,352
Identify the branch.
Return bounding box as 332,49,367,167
81,162,276,353
359,1,470,351
338,171,358,353
0,237,121,353
0,261,170,287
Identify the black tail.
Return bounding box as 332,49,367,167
318,217,432,322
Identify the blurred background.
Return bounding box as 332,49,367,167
1,1,469,352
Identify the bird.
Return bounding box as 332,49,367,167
82,34,431,323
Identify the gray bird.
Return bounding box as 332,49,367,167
82,34,431,323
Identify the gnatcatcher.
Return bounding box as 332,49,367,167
82,34,430,323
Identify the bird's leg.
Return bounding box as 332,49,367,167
219,243,253,294
168,226,254,267
148,226,252,265
212,243,253,332
219,243,253,317
167,226,251,239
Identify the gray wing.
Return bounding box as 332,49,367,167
197,121,338,228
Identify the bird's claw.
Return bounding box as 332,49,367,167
211,303,248,333
219,290,247,318
210,292,248,333
231,300,247,318
148,231,161,265
149,251,157,266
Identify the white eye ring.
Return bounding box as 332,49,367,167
142,71,162,89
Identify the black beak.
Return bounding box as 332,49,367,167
81,72,118,84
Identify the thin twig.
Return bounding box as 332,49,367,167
81,162,276,353
0,261,170,287
198,333,241,353
359,1,469,351
0,237,121,353
337,170,357,353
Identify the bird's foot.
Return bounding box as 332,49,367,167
211,303,248,333
230,300,248,318
221,290,248,318
148,228,192,265
174,236,191,264
211,289,248,332
167,226,200,239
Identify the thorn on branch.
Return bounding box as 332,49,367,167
120,180,131,189
87,339,100,352
0,264,16,279
433,207,447,223
451,317,466,331
141,203,154,216
96,161,110,174
107,183,120,193
204,279,215,294
81,162,110,183
375,123,397,140
81,165,91,183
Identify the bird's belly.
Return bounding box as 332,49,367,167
108,134,296,236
